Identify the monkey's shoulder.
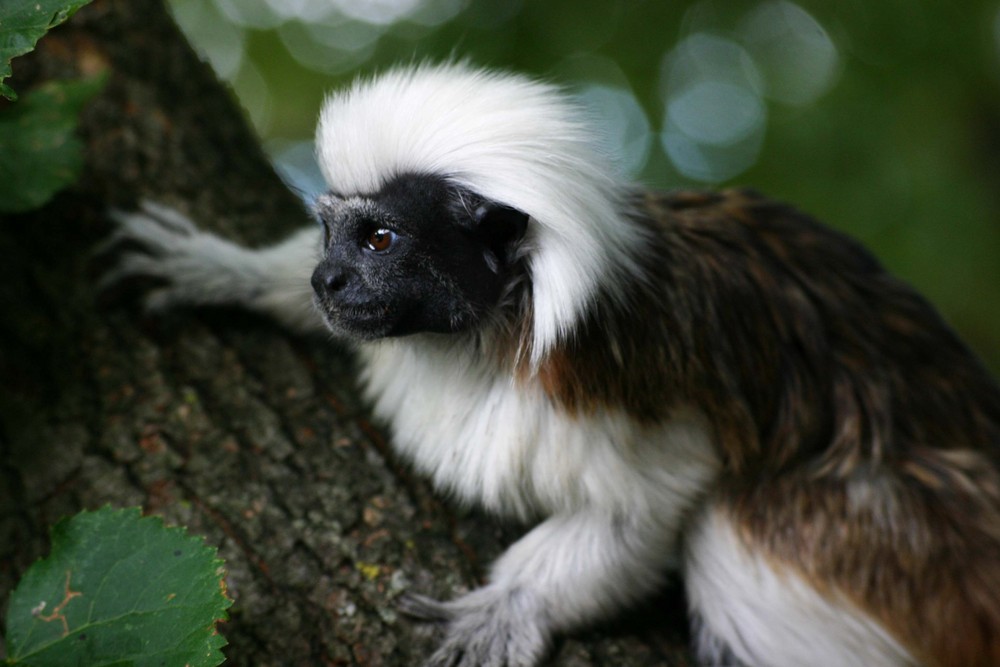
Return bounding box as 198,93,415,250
538,187,1000,468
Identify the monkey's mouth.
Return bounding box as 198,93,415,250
313,297,399,340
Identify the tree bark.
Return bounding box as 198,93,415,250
0,1,691,664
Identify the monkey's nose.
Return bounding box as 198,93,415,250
311,265,349,295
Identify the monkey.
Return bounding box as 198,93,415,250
102,63,1000,667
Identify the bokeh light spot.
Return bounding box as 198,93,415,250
739,1,840,107
660,32,767,182
575,84,653,177
667,81,765,146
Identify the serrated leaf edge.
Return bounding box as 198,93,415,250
6,506,232,665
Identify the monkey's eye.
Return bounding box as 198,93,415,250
365,228,397,253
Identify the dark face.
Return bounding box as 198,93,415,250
311,173,528,340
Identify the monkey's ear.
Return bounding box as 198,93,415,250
470,201,529,250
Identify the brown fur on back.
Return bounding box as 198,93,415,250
524,188,1000,664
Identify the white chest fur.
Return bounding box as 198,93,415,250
359,339,720,522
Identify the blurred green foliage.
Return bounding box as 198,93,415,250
169,0,1000,371
0,76,105,212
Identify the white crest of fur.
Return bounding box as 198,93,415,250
315,62,641,359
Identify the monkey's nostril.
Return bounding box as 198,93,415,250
311,266,348,294
324,271,347,292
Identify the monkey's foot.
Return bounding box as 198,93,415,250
400,586,552,667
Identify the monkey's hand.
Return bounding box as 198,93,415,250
99,201,257,311
401,511,677,667
98,201,323,332
400,586,551,667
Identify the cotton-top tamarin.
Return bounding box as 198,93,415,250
103,63,1000,667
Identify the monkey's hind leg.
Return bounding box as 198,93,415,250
683,506,916,667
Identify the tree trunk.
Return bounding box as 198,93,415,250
0,1,691,664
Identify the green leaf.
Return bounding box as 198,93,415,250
0,74,104,213
0,0,93,99
5,507,231,667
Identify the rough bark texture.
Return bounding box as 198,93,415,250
0,1,691,664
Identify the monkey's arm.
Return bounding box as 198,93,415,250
101,201,325,334
403,510,675,667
